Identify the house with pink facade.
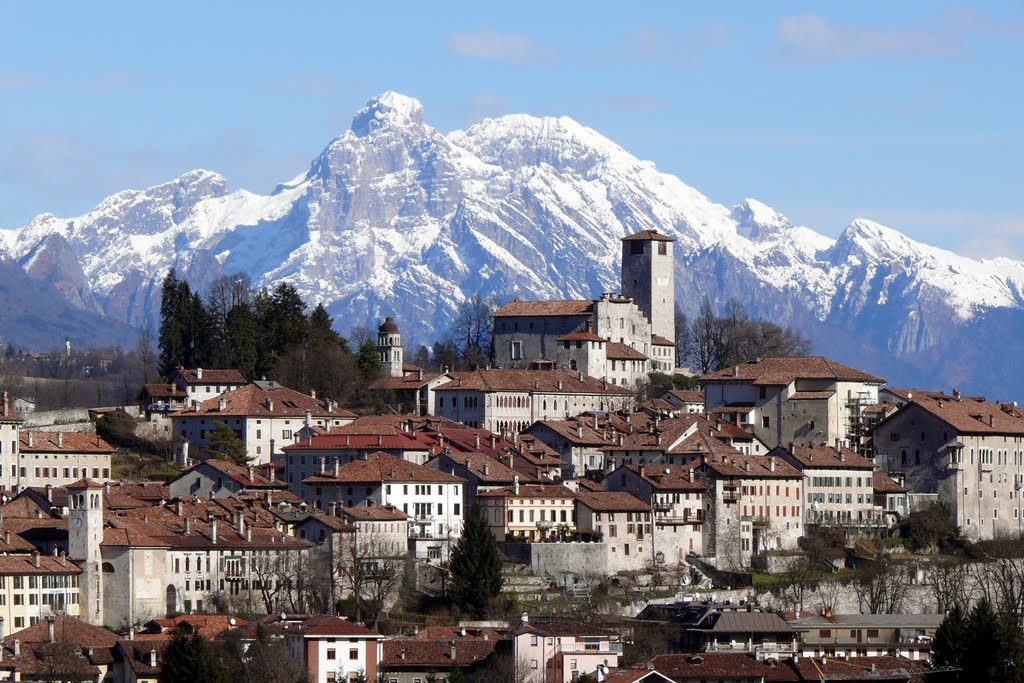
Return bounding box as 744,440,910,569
514,612,622,683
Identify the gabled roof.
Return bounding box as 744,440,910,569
174,459,285,489
702,356,884,386
303,451,465,485
664,389,704,404
618,464,705,492
435,368,631,395
643,653,798,682
288,614,382,637
381,638,499,667
878,392,1024,436
174,383,356,419
772,445,875,470
650,334,674,346
370,372,450,391
0,554,81,575
19,431,115,454
338,505,409,522
606,342,648,361
576,491,651,512
283,431,427,452
493,300,595,317
528,420,609,446
435,451,520,483
873,470,907,494
516,616,618,638
175,367,247,385
477,484,575,499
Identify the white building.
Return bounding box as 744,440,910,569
12,432,114,490
296,451,466,562
0,393,23,493
433,368,633,434
171,380,357,465
173,367,247,405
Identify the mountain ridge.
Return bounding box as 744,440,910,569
2,91,1023,397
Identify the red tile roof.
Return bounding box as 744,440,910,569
665,389,704,403
703,356,884,386
381,638,498,667
651,334,674,346
493,300,595,317
436,368,631,395
644,653,798,681
477,484,575,499
175,367,247,385
606,342,648,361
338,505,409,522
303,451,465,485
621,229,675,242
289,615,382,637
576,491,650,512
885,393,1024,436
176,382,356,419
19,431,115,454
774,445,875,470
620,464,705,492
873,470,908,494
0,554,81,575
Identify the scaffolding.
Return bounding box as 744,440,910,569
845,390,874,461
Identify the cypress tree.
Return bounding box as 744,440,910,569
932,603,968,671
206,421,250,464
160,631,228,683
448,503,503,618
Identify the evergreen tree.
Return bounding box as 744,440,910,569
158,269,187,377
932,603,968,671
413,345,430,369
310,302,350,352
447,664,466,683
357,339,382,381
268,283,308,352
206,421,250,464
226,302,259,378
160,631,229,683
448,503,503,618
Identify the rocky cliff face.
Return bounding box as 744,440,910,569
3,92,1024,396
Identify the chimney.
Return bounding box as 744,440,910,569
769,457,776,473
334,460,339,477
246,527,252,543
305,410,312,429
483,464,490,476
57,432,64,449
490,435,497,449
732,366,739,378
185,518,191,534
1,392,7,416
514,476,520,495
521,611,529,623
236,510,245,536
418,368,423,381
196,367,203,380
47,616,54,643
13,639,19,656
33,552,40,568
266,398,274,412
989,414,995,427
834,438,841,451
176,499,183,517
474,433,480,449
576,424,583,438
210,518,218,544
247,465,254,482
689,468,695,483
149,649,158,667
218,398,227,412
377,434,383,447
451,644,457,661
27,432,32,448
45,484,52,502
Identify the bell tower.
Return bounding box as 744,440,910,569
68,479,104,625
377,316,404,378
621,229,676,344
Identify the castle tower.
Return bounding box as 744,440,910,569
378,316,404,378
68,479,104,625
621,229,676,344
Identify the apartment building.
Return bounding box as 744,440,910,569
873,391,1024,540
172,380,357,464
476,482,576,541
575,492,653,573
514,612,623,683
173,367,247,404
702,357,885,451
13,431,114,490
0,394,22,493
296,452,465,561
771,444,885,534
604,464,705,561
0,554,81,631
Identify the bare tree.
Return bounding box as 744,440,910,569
690,296,717,374
484,653,534,683
336,526,406,629
137,322,157,384
972,558,1024,616
816,578,846,615
452,293,496,368
854,563,911,614
927,560,974,613
773,556,821,614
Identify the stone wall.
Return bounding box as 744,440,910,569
500,542,608,581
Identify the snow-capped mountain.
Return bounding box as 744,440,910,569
3,92,1024,397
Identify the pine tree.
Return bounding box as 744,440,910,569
158,269,187,378
206,421,250,464
310,302,350,352
448,503,503,618
226,302,259,378
160,631,229,683
932,603,968,670
357,339,382,381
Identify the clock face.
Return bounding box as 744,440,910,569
72,518,82,528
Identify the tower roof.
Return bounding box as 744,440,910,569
66,478,105,491
379,316,400,334
621,229,675,242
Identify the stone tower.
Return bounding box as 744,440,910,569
621,229,676,344
378,316,404,378
68,479,104,625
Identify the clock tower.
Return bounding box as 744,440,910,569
68,479,104,625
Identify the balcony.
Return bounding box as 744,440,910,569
652,501,673,512
658,510,704,525
722,487,740,504
556,642,624,655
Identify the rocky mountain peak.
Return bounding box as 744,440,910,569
350,91,425,137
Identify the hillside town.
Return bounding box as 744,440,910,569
0,227,1015,681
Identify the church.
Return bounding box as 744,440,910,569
491,229,677,389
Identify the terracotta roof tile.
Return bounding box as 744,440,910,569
175,367,247,385
436,369,631,395
774,445,875,470
621,229,675,242
576,491,650,512
19,431,115,454
493,300,595,317
702,356,884,385
477,484,575,499
606,342,648,361
175,383,356,419
303,452,465,485
381,638,498,667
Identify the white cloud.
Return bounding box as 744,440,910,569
775,14,959,63
586,92,669,112
446,27,553,65
619,20,733,66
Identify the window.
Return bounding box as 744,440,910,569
511,341,523,361
762,416,770,429
531,636,538,646
327,649,336,660
819,629,831,638
531,660,539,670
350,649,359,660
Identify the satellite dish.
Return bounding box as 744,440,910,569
682,575,692,586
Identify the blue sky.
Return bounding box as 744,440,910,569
1,1,1022,257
